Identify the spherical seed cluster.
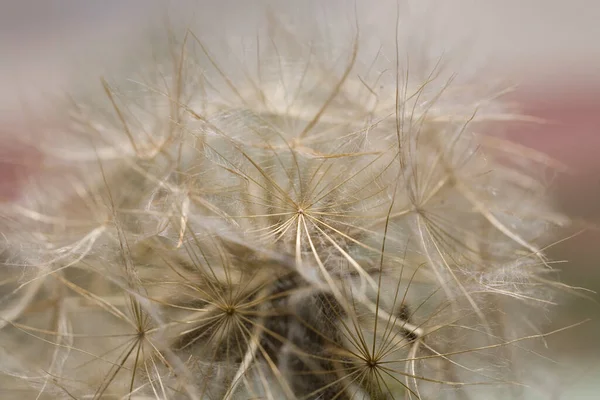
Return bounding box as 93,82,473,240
0,2,571,399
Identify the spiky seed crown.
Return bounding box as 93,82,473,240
0,3,573,399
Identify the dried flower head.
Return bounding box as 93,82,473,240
0,1,581,399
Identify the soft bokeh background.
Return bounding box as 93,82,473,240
1,1,599,398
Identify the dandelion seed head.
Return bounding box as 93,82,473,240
0,1,583,399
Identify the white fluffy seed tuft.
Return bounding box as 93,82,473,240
0,1,580,399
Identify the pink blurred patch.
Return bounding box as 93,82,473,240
0,126,43,202
504,83,600,221
505,84,600,172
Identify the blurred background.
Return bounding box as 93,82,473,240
1,1,599,398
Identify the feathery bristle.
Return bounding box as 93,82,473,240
0,1,579,399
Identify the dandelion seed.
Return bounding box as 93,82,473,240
0,1,586,399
